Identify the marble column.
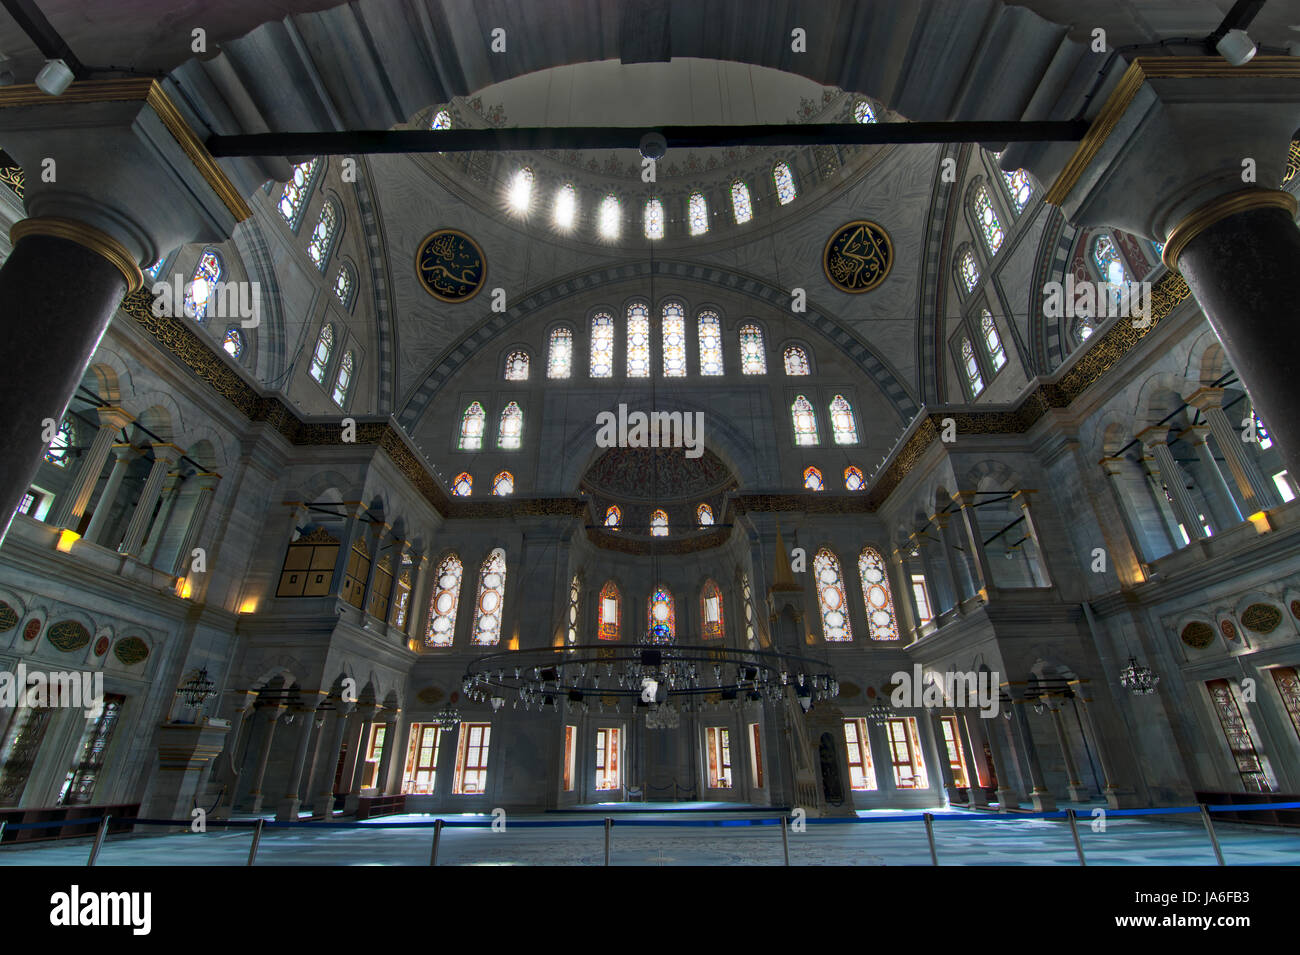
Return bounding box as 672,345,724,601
1012,701,1056,812
375,714,400,795
277,697,325,822
1141,428,1204,542
246,705,286,814
987,712,1025,810
929,712,960,804
344,704,378,813
210,689,258,811
1098,457,1156,565
1185,424,1244,527
312,704,352,818
49,406,134,530
1073,689,1138,809
405,552,431,639
361,522,390,620
1011,490,1053,587
1186,388,1281,511
938,512,976,604
141,471,184,565
958,712,991,807
925,520,963,616
383,540,410,627
1138,450,1186,549
330,505,365,598
170,472,221,577
119,443,183,557
83,444,136,545
953,492,997,600
299,712,327,804
1045,699,1089,802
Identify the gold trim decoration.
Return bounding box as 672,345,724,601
1241,603,1282,634
1285,140,1300,184
11,216,143,292
1162,188,1297,271
415,228,487,302
0,161,23,199
822,219,893,293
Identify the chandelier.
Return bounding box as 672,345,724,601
868,698,893,724
175,668,216,708
1119,656,1160,695
428,699,463,729
644,702,681,729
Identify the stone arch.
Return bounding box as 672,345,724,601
129,399,181,444
1132,372,1189,431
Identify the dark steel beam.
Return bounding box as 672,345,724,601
0,0,87,76
206,120,1090,157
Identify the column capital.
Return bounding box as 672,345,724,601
1184,386,1226,412
193,471,222,491
94,405,134,431
1098,456,1128,476
951,491,981,508
1136,424,1172,449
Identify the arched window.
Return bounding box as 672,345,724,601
814,548,852,642
829,395,858,445
425,554,463,647
730,181,753,224
957,246,980,293
650,509,668,537
696,503,714,526
698,310,723,376
626,302,650,377
598,580,621,640
803,466,824,491
45,416,74,467
278,158,320,229
459,401,486,450
184,248,223,321
143,257,166,283
452,472,472,496
497,401,523,449
431,108,452,130
784,345,810,376
742,573,756,647
508,166,533,213
854,100,876,124
1255,414,1272,450
333,263,355,308
648,585,675,642
309,323,334,383
701,579,724,639
503,350,529,381
791,395,819,446
973,184,1005,256
598,194,621,239
662,301,686,377
980,309,1007,371
961,338,984,398
739,323,767,375
604,505,621,528
222,327,244,359
844,466,865,491
306,199,339,271
590,312,614,378
566,574,581,646
547,326,573,379
471,548,507,646
858,547,899,641
554,183,578,230
644,198,664,240
331,350,354,407
772,161,797,204
1152,240,1166,257
688,192,709,236
492,471,514,496
1001,168,1032,213
1092,233,1129,287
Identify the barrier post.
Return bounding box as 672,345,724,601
430,818,444,866
246,818,265,866
923,812,939,866
1199,804,1226,866
86,815,111,867
604,817,612,866
781,816,790,865
0,820,7,845
1066,809,1087,866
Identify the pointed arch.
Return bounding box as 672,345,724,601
858,546,899,641
701,578,725,640
497,401,523,449
648,584,675,643
814,548,852,642
426,553,463,647
459,401,486,450
598,580,621,640
471,548,507,647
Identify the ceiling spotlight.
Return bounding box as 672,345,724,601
35,58,74,96
639,131,667,161
1216,29,1257,66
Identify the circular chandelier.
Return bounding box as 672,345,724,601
428,698,463,729
1119,656,1160,696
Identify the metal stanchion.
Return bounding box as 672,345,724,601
86,816,111,867
246,818,265,866
604,817,612,866
781,816,790,865
0,820,7,845
923,812,939,866
430,818,444,866
1066,809,1087,866
1199,803,1226,866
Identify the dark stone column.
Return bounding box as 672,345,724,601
0,230,134,543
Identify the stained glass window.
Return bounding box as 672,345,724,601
662,301,686,377
697,503,714,526
644,198,664,240
143,258,166,283
773,161,796,204
598,194,621,239
626,302,650,377
742,574,756,647
508,166,533,213
701,579,724,640
45,416,74,467
784,345,810,376
278,158,320,228
331,350,354,406
459,401,486,450
973,185,1004,256
844,466,865,491
1152,240,1166,257
590,312,614,377
471,548,507,647
497,401,523,449
1093,233,1129,286
426,554,462,647
688,192,709,236
307,199,339,271
648,585,675,642
184,249,223,321
333,263,355,308
698,310,723,376
492,471,513,496
854,100,876,124
830,394,857,445
1002,168,1032,213
554,183,577,230
792,395,819,446
650,509,668,537
803,466,823,491
452,472,472,496
431,108,452,130
310,323,334,383
547,326,573,379
504,350,529,381
814,547,852,641
566,574,581,646
604,505,621,528
739,323,767,375
222,327,244,359
1205,679,1270,792
980,309,1006,371
961,337,984,398
858,546,899,641
598,580,620,640
1255,415,1272,450
958,246,980,293
730,180,753,224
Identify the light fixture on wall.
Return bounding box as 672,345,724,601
175,668,216,708
1119,656,1160,695
429,699,462,729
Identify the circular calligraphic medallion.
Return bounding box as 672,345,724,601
415,229,486,302
823,220,893,293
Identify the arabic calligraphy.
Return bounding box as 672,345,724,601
823,220,893,293
416,229,486,302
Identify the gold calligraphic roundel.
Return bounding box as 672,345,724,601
415,228,487,303
823,220,893,293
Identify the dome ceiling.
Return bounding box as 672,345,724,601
582,447,735,501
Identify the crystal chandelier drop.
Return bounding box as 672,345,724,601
1119,656,1160,695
